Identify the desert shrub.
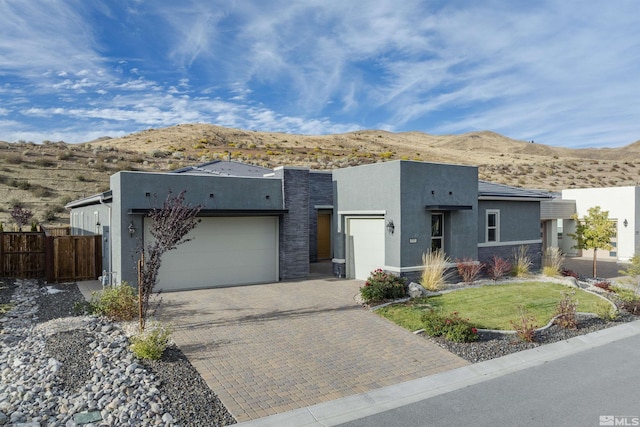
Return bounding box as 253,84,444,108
90,283,138,321
421,310,478,343
12,179,31,190
542,247,564,277
44,209,57,222
456,258,484,284
150,150,168,158
31,185,53,198
421,250,453,291
554,291,578,329
8,199,24,209
486,256,512,280
130,322,172,360
512,245,532,277
35,158,55,167
4,154,23,164
510,305,537,342
595,300,618,321
360,269,406,304
57,151,73,160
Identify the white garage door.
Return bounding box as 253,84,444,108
347,217,385,280
145,216,279,291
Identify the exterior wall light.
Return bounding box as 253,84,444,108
386,219,395,235
128,222,136,236
624,219,628,227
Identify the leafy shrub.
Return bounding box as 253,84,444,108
510,305,537,342
595,300,618,321
611,285,640,302
130,322,172,360
90,282,138,321
542,247,564,277
456,258,484,284
562,269,579,279
360,269,406,304
421,310,478,343
512,245,531,277
594,281,613,292
421,250,453,291
554,291,578,329
619,253,640,277
486,256,512,280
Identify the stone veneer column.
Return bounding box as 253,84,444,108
274,167,309,279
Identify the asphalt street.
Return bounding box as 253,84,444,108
339,331,640,427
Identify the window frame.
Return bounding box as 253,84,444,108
486,209,500,243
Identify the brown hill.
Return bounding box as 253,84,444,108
1,124,639,229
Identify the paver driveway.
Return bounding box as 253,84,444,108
157,271,468,422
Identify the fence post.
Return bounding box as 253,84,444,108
0,233,4,277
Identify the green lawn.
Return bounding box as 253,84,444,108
377,282,608,331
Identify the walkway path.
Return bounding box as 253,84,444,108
156,275,468,422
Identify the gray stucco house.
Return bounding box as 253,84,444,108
67,160,551,291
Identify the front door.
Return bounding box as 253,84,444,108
317,213,332,260
431,213,444,251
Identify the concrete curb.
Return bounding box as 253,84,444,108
234,320,640,427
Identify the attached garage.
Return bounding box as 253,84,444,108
346,217,385,280
145,216,279,291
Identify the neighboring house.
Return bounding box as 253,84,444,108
66,159,551,290
542,186,639,262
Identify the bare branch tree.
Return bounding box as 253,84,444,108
10,206,33,232
138,190,202,331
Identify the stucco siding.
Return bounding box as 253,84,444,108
478,200,541,244
111,171,284,286
562,186,637,261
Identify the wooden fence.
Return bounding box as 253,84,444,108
0,232,101,282
0,232,46,278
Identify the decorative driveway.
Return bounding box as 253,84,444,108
157,271,468,422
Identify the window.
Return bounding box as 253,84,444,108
431,213,444,251
486,210,500,242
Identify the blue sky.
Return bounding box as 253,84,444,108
1,1,639,148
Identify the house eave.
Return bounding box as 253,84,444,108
127,208,288,217
65,190,113,209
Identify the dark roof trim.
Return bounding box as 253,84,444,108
128,208,288,217
425,205,473,211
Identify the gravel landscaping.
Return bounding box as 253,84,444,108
427,312,636,363
2,274,637,425
0,278,236,426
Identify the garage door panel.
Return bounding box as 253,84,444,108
145,216,278,291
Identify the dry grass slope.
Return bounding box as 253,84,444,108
1,124,639,228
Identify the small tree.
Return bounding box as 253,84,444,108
10,206,33,231
568,206,616,278
137,190,201,331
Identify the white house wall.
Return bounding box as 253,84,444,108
562,186,639,261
